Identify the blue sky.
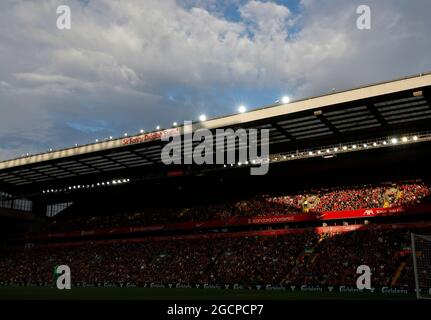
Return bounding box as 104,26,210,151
0,0,430,160
178,0,302,21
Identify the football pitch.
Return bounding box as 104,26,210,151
0,287,416,300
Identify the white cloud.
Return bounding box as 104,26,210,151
240,0,291,41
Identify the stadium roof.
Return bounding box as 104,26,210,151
1,72,431,194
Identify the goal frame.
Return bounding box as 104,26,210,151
411,233,431,299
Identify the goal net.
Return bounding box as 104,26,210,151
411,233,431,299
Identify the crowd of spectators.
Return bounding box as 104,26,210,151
266,180,430,213
1,227,427,289
286,229,414,287
45,180,431,233
0,232,312,287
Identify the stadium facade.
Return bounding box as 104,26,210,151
1,73,431,298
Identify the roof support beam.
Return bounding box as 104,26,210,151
75,159,104,173
5,172,35,184
365,103,388,127
128,149,157,164
315,113,339,135
51,163,79,176
271,123,296,141
100,154,129,169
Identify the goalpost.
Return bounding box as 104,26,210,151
411,233,431,299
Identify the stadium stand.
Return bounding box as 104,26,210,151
1,223,429,290
42,180,431,233
1,73,431,298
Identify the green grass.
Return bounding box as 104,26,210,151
0,287,416,300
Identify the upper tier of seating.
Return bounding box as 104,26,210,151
45,180,430,232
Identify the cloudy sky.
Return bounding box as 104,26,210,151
0,0,430,160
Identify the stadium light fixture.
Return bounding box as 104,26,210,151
291,155,295,158
413,136,418,141
342,146,347,150
373,142,377,146
140,129,144,134
124,133,128,137
199,114,207,121
363,144,367,148
334,147,338,152
402,136,408,142
49,148,53,152
173,122,178,127
391,138,398,144
308,151,313,155
326,149,330,153
352,145,357,149
95,139,99,142
281,96,290,104
238,105,246,113
156,126,161,130
109,136,113,140
318,150,322,154
383,141,387,145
